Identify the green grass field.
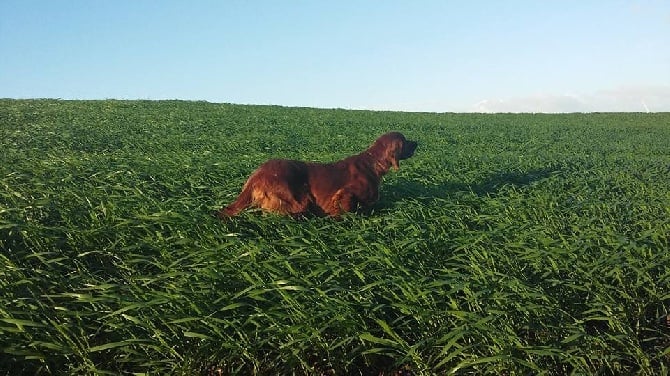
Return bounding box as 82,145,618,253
1,99,669,375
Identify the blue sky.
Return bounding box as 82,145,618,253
1,1,669,112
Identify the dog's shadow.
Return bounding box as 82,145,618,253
378,167,558,209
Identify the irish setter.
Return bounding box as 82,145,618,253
216,132,417,218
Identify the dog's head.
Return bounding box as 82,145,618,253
369,132,417,171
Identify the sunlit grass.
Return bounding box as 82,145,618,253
1,100,669,374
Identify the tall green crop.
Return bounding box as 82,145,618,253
1,100,668,375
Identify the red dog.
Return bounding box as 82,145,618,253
217,132,417,218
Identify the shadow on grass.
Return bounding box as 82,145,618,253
468,167,558,195
380,167,559,208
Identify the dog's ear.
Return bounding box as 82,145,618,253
385,139,402,171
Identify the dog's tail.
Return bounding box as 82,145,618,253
216,185,254,219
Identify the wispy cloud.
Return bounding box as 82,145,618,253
473,85,670,113
473,94,588,113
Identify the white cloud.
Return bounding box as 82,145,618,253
473,94,589,113
473,85,670,113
